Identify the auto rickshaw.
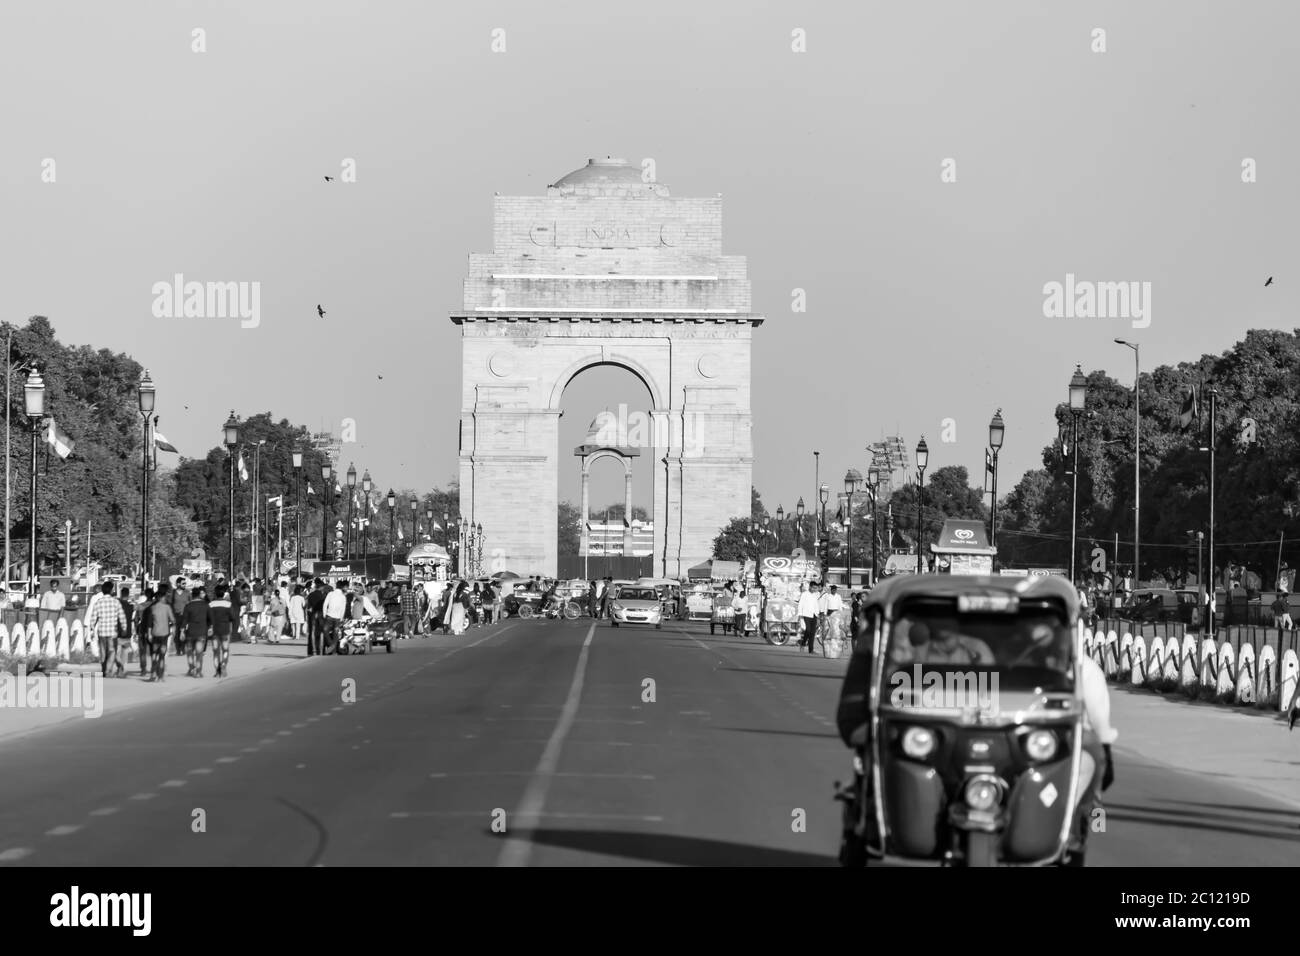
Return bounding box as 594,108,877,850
833,574,1100,867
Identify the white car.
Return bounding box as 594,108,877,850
609,585,663,629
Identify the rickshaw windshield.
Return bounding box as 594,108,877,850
883,604,1075,694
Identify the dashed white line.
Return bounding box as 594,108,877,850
88,807,118,817
0,848,33,862
45,825,82,836
129,793,156,801
188,768,213,775
160,780,187,788
215,757,239,764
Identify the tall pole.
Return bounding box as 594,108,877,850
990,450,999,564
915,472,925,574
363,492,370,567
295,470,302,581
1134,347,1141,585
870,486,879,587
1207,388,1217,638
276,499,283,576
846,493,853,590
29,419,39,596
4,327,10,588
1070,411,1080,584
347,496,354,560
227,451,235,581
140,414,149,592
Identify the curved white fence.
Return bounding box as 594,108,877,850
1085,624,1299,714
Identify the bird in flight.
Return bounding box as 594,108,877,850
1265,277,1274,287
377,374,383,380
317,305,326,317
324,176,334,182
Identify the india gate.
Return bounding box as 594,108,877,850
451,157,761,577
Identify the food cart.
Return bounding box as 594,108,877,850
929,520,997,576
756,554,821,645
406,543,451,584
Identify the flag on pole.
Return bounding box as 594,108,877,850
985,448,994,476
154,432,179,453
397,524,403,541
431,521,441,531
307,483,315,495
238,452,249,482
1179,385,1199,429
370,500,378,516
334,481,341,495
267,495,282,506
45,418,74,459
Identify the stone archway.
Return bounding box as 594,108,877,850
451,157,762,577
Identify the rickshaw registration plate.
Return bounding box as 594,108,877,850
957,594,1019,613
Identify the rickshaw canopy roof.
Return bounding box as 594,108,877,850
407,543,450,562
862,573,1082,620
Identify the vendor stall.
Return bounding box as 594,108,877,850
406,543,451,584
929,519,997,576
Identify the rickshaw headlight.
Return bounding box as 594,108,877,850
1025,729,1058,762
901,726,936,760
852,754,864,775
964,776,1002,811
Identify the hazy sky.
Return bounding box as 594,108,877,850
4,0,1296,521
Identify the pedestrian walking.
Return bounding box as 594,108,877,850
306,579,327,655
448,580,470,635
136,586,155,676
399,581,420,637
182,586,210,677
266,588,287,644
471,582,483,627
209,583,236,677
86,581,128,678
587,580,598,619
1271,594,1293,631
147,584,174,682
116,587,136,673
323,580,348,653
483,582,497,624
289,584,307,640
797,582,820,654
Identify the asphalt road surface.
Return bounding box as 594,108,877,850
1,616,1296,866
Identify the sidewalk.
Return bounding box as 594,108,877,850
0,638,308,744
1110,683,1300,810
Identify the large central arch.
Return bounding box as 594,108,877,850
451,157,762,577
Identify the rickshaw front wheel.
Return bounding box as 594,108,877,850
964,831,998,868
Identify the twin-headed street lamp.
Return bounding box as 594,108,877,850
321,462,333,561
292,446,304,580
223,411,240,580
387,489,396,560
361,470,372,570
1068,365,1089,584
346,464,357,558
915,438,929,574
866,466,880,587
818,482,830,581
844,468,863,588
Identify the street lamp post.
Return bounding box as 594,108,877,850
988,409,1004,570
1115,339,1140,584
429,507,436,543
223,411,240,581
1068,366,1088,584
796,497,805,552
345,464,357,560
845,469,862,589
442,511,449,544
361,470,372,574
24,368,46,596
292,446,303,581
476,523,484,576
387,489,396,563
866,466,880,587
776,505,785,552
408,496,418,545
818,483,830,583
915,439,929,574
137,371,155,593
321,463,332,563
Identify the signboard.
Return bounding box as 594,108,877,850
182,558,213,575
945,553,993,576
758,555,821,579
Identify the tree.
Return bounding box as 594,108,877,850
596,502,649,523
557,500,582,555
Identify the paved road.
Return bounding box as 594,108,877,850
0,616,1296,866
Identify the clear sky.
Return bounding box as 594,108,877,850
3,0,1295,520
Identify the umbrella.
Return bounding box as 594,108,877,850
492,571,521,581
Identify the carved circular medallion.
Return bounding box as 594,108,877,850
697,353,720,379
489,351,516,378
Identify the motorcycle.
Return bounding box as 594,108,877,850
834,574,1102,867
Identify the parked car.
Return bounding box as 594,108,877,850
608,584,663,629
1119,588,1198,625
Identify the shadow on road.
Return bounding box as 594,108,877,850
1106,801,1300,840
715,726,839,740
525,828,835,866
1158,798,1300,820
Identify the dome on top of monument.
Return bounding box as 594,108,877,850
553,157,643,187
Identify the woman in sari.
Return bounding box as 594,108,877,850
445,580,468,635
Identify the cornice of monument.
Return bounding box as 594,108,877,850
450,311,764,326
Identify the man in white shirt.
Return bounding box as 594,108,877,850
322,581,348,654
796,583,821,654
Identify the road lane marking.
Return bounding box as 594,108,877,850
215,757,239,763
188,768,213,775
88,808,118,817
430,771,654,779
160,780,187,788
395,811,663,821
45,825,81,836
497,622,596,868
129,793,156,801
241,747,259,753
0,848,33,862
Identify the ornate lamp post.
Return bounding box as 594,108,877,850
428,506,436,543
796,497,806,552
988,409,1004,568
345,464,357,559
776,505,785,552
818,483,830,582
1114,338,1140,585
25,368,46,596
476,522,484,577
915,438,929,573
386,489,396,566
845,468,862,589
137,371,155,592
361,470,372,571
866,465,880,587
1068,365,1089,584
408,496,417,545
321,463,333,562
223,411,240,580
292,445,304,581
